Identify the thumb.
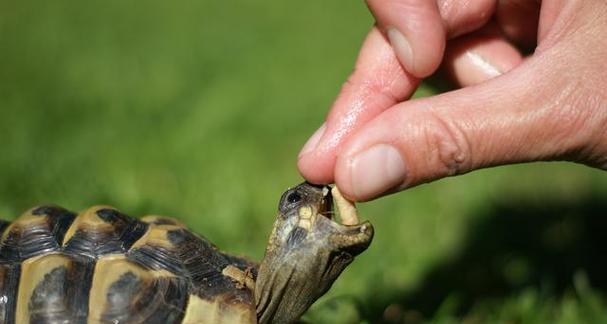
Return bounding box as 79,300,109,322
334,50,607,201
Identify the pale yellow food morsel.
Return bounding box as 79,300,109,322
331,186,359,225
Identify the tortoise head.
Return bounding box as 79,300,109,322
255,182,374,323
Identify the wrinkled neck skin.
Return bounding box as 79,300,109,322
254,183,373,324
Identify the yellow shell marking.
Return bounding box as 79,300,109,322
16,253,71,324
140,215,186,227
1,207,49,241
62,205,117,246
87,255,174,322
182,294,256,324
129,224,182,250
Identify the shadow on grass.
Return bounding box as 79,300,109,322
366,193,607,323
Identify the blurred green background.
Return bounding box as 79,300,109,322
1,1,607,323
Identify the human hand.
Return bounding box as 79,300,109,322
297,0,607,201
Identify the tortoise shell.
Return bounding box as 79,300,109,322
0,205,257,324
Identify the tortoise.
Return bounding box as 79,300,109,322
0,182,373,323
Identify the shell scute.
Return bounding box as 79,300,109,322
62,206,148,258
127,223,253,301
127,225,193,275
89,255,188,323
0,205,75,262
16,253,93,324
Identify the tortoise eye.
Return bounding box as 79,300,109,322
286,191,302,204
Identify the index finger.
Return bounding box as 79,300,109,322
297,27,420,184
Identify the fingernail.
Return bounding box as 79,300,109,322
349,144,406,199
387,27,414,73
299,123,326,158
465,51,501,78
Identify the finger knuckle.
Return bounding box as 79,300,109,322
422,110,472,177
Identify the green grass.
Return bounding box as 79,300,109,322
1,1,607,323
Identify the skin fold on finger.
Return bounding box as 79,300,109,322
297,27,419,184
537,0,569,45
536,0,585,52
366,0,446,77
443,22,523,87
